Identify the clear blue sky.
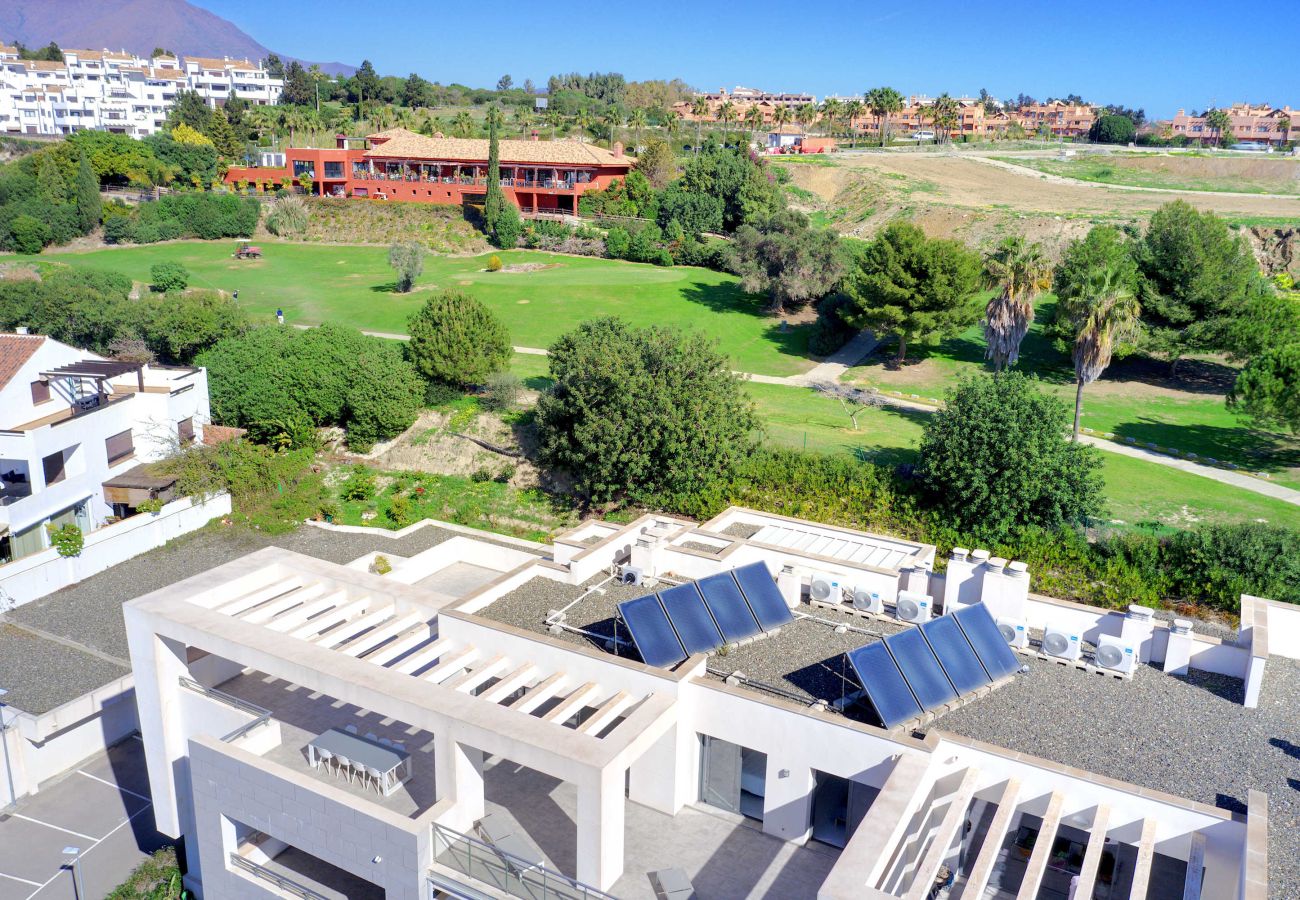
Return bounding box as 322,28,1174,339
201,0,1295,119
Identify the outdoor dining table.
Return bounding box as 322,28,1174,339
307,728,412,797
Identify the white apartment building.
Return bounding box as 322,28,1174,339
0,45,282,137
0,333,210,564
125,507,1287,900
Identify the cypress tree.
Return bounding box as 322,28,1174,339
483,107,504,241
74,152,101,234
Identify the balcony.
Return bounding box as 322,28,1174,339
8,392,134,433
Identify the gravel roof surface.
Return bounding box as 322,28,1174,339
2,522,529,713
0,623,130,715
930,654,1300,898
481,573,652,657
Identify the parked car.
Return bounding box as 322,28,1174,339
909,130,937,142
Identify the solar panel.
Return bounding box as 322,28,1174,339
729,562,794,631
618,594,687,668
657,583,724,655
695,572,761,643
920,616,990,696
952,603,1021,680
845,642,923,729
887,627,958,711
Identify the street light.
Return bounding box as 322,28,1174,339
63,847,86,900
0,688,16,807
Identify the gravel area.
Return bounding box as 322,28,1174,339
0,623,130,714
720,523,761,539
931,654,1300,898
1,521,531,713
481,573,654,656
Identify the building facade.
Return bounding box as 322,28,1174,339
0,45,282,137
224,128,635,214
1167,104,1294,145
126,507,1275,900
0,333,210,564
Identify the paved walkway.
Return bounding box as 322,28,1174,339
0,738,166,900
303,324,1300,506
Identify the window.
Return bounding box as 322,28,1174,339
30,379,50,404
324,161,343,179
105,429,134,464
177,417,195,445
42,450,67,485
292,160,316,178
698,735,766,820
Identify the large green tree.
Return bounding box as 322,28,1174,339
730,209,845,312
406,289,511,387
536,318,757,503
482,107,507,246
982,236,1052,371
73,152,101,233
916,373,1105,539
1228,343,1300,433
1135,201,1262,368
842,221,982,363
1088,114,1137,144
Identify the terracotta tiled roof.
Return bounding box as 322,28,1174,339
0,334,45,391
184,56,257,71
27,61,66,71
363,128,633,166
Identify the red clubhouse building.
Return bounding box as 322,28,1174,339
225,128,633,215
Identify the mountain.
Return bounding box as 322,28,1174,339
0,0,354,75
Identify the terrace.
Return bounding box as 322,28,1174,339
350,160,596,190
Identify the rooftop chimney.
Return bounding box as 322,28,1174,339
612,141,624,158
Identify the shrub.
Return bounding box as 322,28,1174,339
604,226,630,259
150,261,189,292
48,523,84,557
470,467,493,483
482,371,523,410
385,495,411,526
136,497,165,514
370,554,392,575
406,289,512,387
486,254,503,272
340,466,376,500
102,216,134,244
8,214,50,254
265,194,309,236
490,202,523,249
388,241,425,292
809,294,856,356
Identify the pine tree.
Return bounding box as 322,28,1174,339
74,152,101,234
36,152,68,204
483,109,505,243
205,108,242,158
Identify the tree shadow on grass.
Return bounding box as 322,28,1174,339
1100,355,1239,396
1110,419,1300,476
677,282,814,366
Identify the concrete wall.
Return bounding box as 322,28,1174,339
188,735,429,900
0,493,231,608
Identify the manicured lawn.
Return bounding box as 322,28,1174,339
842,296,1300,488
992,154,1300,195
53,241,815,376
742,381,1300,530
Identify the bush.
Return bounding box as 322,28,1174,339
486,254,503,272
916,373,1105,541
604,226,631,259
490,202,523,249
340,466,377,500
471,466,493,483
265,194,309,236
808,293,856,356
537,317,757,504
385,495,412,526
102,216,134,244
150,261,189,292
8,214,50,254
482,371,522,410
406,289,512,387
48,523,84,557
388,241,425,292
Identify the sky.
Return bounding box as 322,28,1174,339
201,0,1296,119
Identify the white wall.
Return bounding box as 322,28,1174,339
0,493,231,608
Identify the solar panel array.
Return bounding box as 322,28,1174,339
618,562,793,668
845,602,1019,729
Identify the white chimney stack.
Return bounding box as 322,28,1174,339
943,547,982,613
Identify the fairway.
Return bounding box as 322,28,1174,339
53,241,815,377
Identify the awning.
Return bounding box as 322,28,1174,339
102,464,177,493
41,360,144,380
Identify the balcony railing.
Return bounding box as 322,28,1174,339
230,854,330,900
431,823,618,900
178,676,273,742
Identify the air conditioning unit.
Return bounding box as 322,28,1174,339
894,591,931,624
809,573,844,604
997,618,1029,649
1040,626,1081,660
1093,636,1136,674
851,587,883,614
621,566,643,586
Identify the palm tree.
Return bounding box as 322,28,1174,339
485,104,506,133
820,98,842,138
575,110,594,140
452,110,475,138
628,108,648,150
745,105,766,144
1204,108,1233,147
1060,266,1141,439
867,86,904,145
664,110,683,147
982,237,1053,372
928,93,959,144
546,110,563,141
603,108,623,146
797,102,818,134
691,96,710,152
843,99,864,147
512,105,533,136
718,100,736,144
282,107,307,145
772,105,792,138
1279,115,1291,146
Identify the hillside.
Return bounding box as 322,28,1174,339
1,0,353,74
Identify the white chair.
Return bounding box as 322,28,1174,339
315,747,333,772
365,732,378,742
367,765,385,795
335,754,352,784
344,724,358,735
378,737,394,747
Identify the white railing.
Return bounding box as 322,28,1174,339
431,823,619,900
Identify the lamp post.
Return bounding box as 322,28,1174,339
0,688,16,807
63,847,86,900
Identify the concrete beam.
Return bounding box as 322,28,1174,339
1242,790,1268,899
266,591,346,632
1015,791,1064,900
292,596,372,640
315,604,395,648
903,767,981,900
215,575,304,616
542,682,600,725
446,655,508,693
422,645,480,684
239,582,324,624
1183,831,1205,900
577,690,633,736
1128,818,1159,900
478,663,539,704
508,671,569,714
1072,804,1111,900
954,778,1021,900
391,638,453,674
